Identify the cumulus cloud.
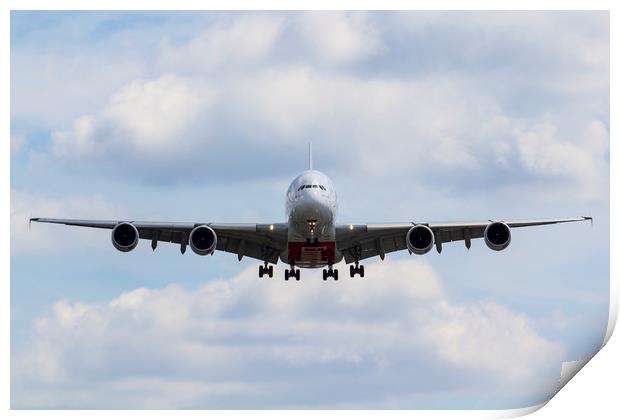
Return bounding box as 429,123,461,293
159,14,285,71
46,60,608,202
12,260,566,408
298,12,382,64
513,119,608,200
12,11,607,203
52,74,214,159
10,190,124,254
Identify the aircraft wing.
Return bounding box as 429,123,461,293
29,218,288,263
335,217,592,263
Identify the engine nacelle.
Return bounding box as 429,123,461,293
111,222,139,252
406,225,435,255
189,225,217,256
484,222,511,251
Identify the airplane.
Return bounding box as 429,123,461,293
30,145,592,281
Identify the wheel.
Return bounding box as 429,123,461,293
268,266,273,278
360,265,365,277
350,265,355,277
323,269,327,281
284,271,289,281
259,265,264,278
334,269,339,281
295,269,300,280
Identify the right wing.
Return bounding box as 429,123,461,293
29,218,288,263
336,217,592,263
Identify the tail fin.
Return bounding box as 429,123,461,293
308,143,313,170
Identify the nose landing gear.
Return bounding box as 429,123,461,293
322,264,339,281
258,262,273,278
284,264,300,281
349,262,365,278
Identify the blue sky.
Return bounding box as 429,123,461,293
10,11,609,409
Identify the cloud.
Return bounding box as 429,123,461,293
12,12,608,203
44,61,608,203
159,14,285,71
12,260,566,408
513,119,608,200
298,12,382,64
10,190,124,254
52,74,214,159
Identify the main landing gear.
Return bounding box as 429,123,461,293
323,264,339,281
285,264,300,281
349,262,365,278
258,262,274,278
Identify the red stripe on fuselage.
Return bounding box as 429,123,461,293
287,241,336,266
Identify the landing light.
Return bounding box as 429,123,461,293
349,224,354,230
269,224,274,231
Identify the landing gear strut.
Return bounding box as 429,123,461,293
258,262,273,278
284,264,300,281
349,261,365,278
322,264,339,281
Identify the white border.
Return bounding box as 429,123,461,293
4,0,616,419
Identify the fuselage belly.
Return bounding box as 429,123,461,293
282,170,342,268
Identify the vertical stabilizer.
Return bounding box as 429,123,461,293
308,143,313,170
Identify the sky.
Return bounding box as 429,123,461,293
10,11,610,409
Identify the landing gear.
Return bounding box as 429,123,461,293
322,264,339,281
284,264,300,281
349,262,365,278
258,262,273,278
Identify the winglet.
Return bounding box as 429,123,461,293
308,143,313,170
583,216,593,226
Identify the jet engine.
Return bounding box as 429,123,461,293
189,225,217,255
406,225,435,255
111,222,139,252
484,222,511,251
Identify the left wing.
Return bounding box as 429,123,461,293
336,217,592,263
29,218,287,263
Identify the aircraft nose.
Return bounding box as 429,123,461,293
294,192,332,230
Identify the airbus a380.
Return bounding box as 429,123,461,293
30,147,592,281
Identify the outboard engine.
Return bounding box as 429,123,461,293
406,225,435,255
111,222,139,252
484,222,511,251
189,225,217,255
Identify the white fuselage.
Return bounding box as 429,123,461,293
282,170,341,268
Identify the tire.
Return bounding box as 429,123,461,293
350,265,354,277
323,269,327,281
360,266,365,277
285,271,289,281
268,266,273,278
259,266,264,277
295,269,300,280
334,269,339,281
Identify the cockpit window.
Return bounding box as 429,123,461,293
298,184,327,191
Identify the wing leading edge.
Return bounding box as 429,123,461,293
336,217,592,263
29,218,288,264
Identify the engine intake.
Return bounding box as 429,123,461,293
189,225,217,255
406,225,435,255
484,222,511,251
111,222,139,252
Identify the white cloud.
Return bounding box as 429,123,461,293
298,12,381,64
12,260,566,408
159,14,284,71
514,119,608,200
10,190,124,254
52,74,214,158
